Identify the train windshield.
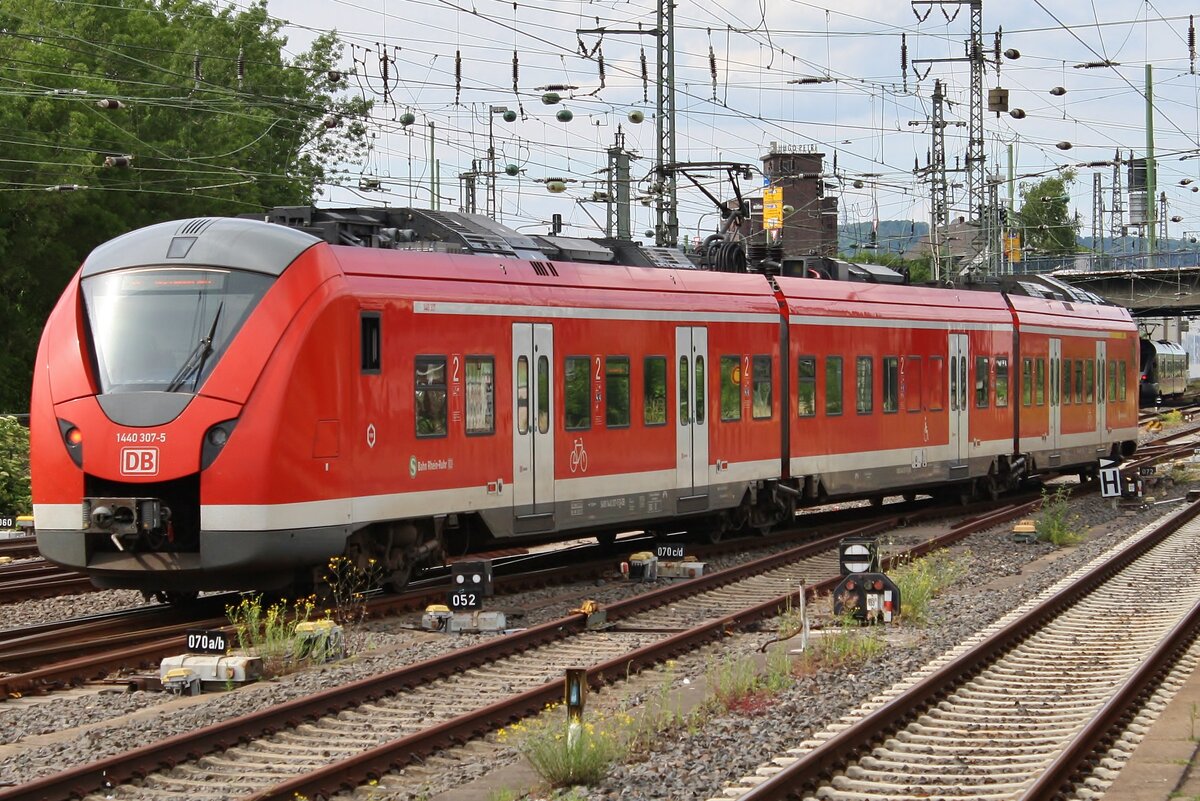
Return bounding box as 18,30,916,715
82,267,274,394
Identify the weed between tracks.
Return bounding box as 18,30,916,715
1037,485,1084,547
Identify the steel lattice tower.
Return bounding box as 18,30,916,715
655,0,678,247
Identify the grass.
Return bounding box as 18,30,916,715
497,704,629,788
1036,485,1084,547
1161,409,1184,426
890,549,971,625
225,595,343,677
797,614,887,673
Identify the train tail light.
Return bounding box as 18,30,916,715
201,418,239,469
58,418,83,467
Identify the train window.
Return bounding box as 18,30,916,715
516,356,530,435
644,356,668,426
826,356,844,416
720,356,742,421
1022,358,1032,407
1050,358,1058,407
752,355,772,419
415,356,448,438
679,357,690,423
1035,359,1045,406
537,355,550,434
564,357,590,431
1074,360,1084,404
1097,359,1106,403
975,357,989,408
995,357,1009,407
465,357,495,435
883,357,899,413
856,356,873,414
1085,359,1094,403
360,312,381,373
927,356,944,412
797,357,817,417
949,356,957,411
606,357,630,428
905,356,922,412
695,356,706,424
1119,360,1127,401
1060,358,1070,406
1108,359,1118,403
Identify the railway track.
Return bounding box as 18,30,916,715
0,502,1023,801
710,497,1200,801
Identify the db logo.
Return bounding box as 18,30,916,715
121,447,159,476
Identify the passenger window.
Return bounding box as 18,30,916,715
644,356,667,426
882,357,899,413
415,356,448,438
1119,360,1127,401
826,356,844,416
1035,358,1045,406
1098,359,1106,403
695,356,706,424
752,355,772,419
905,356,922,412
564,356,590,431
720,355,741,421
360,312,381,373
1022,358,1032,407
995,356,1009,407
1085,360,1094,403
856,356,873,414
516,356,529,435
797,356,816,417
1074,360,1084,404
927,356,944,412
679,356,690,423
465,356,494,435
1108,359,1117,403
537,355,550,434
1061,357,1071,406
606,357,630,428
975,356,989,408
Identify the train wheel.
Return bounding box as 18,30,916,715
153,590,199,605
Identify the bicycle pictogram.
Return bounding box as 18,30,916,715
569,437,589,473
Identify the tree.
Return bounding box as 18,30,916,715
0,1,370,412
1016,170,1080,256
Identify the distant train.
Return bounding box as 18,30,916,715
30,207,1140,600
1139,338,1188,405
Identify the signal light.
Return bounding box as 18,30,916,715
66,427,83,446
208,427,228,447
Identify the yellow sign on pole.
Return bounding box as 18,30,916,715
763,186,783,230
1007,232,1022,263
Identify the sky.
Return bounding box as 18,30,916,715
258,0,1200,251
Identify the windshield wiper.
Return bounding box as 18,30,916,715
165,302,223,393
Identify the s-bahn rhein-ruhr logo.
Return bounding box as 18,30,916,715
121,447,159,476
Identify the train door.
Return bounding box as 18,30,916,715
1096,340,1108,438
948,334,969,471
1048,338,1062,459
512,323,555,522
675,326,709,512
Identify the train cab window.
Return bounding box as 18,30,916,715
606,357,630,428
1074,360,1084,403
883,357,899,413
465,357,495,435
1022,358,1032,407
905,356,922,412
720,356,742,421
537,355,550,434
752,355,772,419
360,312,381,373
1035,359,1046,406
975,356,989,408
927,356,944,412
415,356,448,438
644,356,668,426
564,356,590,431
797,357,817,417
856,356,873,414
1085,360,1094,403
994,357,1009,407
826,356,844,416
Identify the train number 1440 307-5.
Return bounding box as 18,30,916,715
116,432,167,444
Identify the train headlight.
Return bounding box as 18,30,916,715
57,418,83,467
201,418,239,470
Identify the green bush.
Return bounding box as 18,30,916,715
1037,485,1083,547
891,549,970,625
0,416,31,516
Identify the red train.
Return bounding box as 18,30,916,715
30,207,1139,600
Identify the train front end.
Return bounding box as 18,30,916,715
31,218,329,597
